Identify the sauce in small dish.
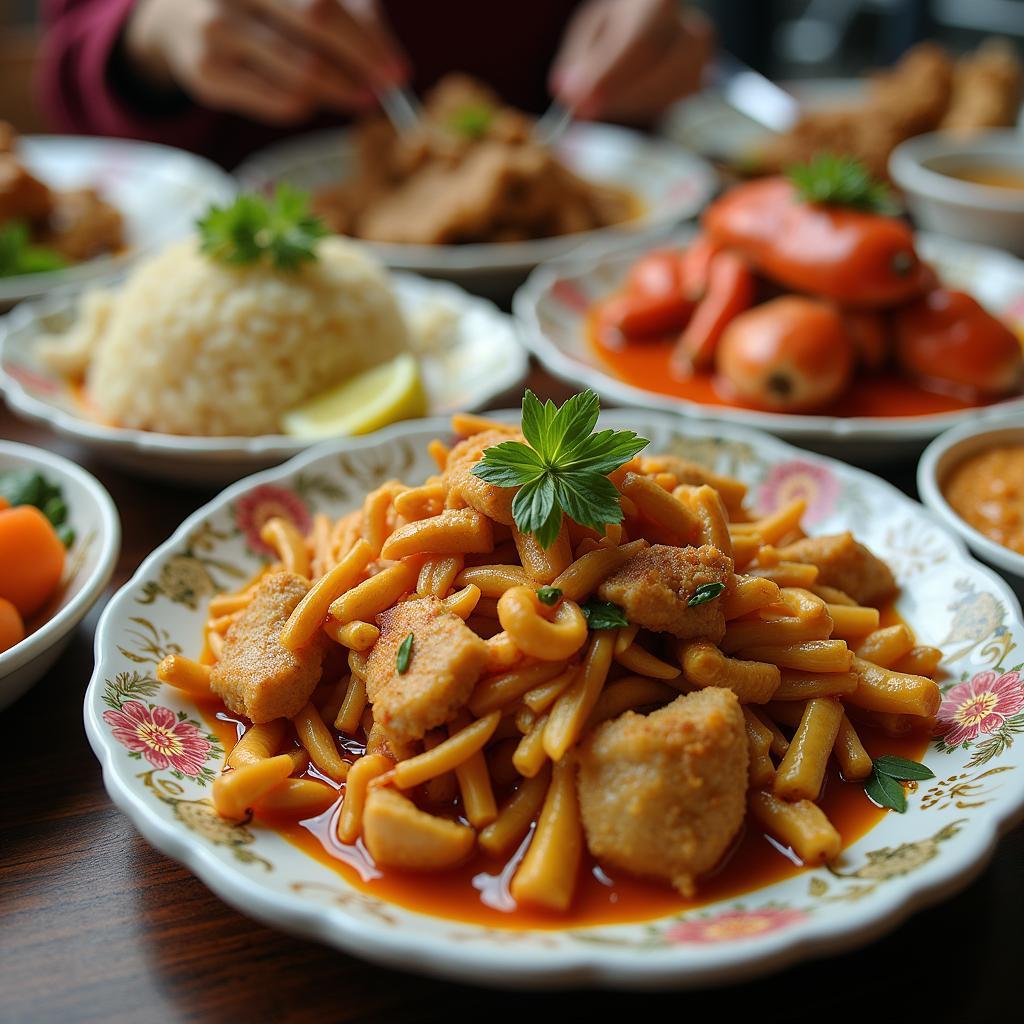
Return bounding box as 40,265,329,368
940,166,1024,192
943,444,1024,554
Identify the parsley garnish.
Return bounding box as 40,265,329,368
581,599,629,631
472,390,648,549
787,154,896,214
396,633,414,674
865,755,934,812
0,469,73,546
0,222,67,278
449,103,494,139
197,185,328,270
687,581,726,607
536,586,562,607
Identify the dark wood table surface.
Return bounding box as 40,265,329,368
2,379,1022,1024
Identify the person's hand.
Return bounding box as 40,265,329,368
124,0,408,125
550,0,713,123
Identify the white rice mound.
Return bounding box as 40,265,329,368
52,236,410,436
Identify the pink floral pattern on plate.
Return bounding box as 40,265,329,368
756,461,841,527
938,670,1024,747
234,484,311,556
665,907,807,944
103,700,212,776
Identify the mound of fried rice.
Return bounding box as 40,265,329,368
38,236,410,436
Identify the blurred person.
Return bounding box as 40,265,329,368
38,0,713,166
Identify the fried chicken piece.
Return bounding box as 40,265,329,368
598,543,733,643
442,427,522,526
866,41,953,136
0,153,52,225
366,596,488,743
942,38,1024,134
775,532,896,607
210,572,327,723
750,42,953,180
577,687,748,896
39,188,124,261
356,141,564,244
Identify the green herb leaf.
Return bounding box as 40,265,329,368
472,390,649,547
197,185,328,270
687,581,727,607
787,154,897,214
396,633,414,674
42,495,67,528
0,469,63,515
449,103,494,139
872,755,934,782
0,222,67,279
536,586,563,607
865,768,907,812
581,599,629,631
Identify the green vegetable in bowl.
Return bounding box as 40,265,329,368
0,469,74,546
0,222,67,278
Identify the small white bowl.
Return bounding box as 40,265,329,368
890,130,1024,256
918,415,1024,581
0,442,120,710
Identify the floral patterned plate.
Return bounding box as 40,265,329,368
85,411,1024,988
1,274,526,486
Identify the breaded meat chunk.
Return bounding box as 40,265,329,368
598,543,733,642
577,687,748,896
775,532,897,607
210,572,327,724
366,596,488,742
443,428,522,526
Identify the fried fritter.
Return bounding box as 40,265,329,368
443,427,522,526
598,543,733,642
577,687,749,896
775,532,896,607
210,572,327,723
366,596,489,742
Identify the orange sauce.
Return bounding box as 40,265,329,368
943,444,1024,554
942,166,1024,192
200,704,929,931
587,311,1001,419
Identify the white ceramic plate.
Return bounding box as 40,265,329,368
1,136,236,307
0,273,527,485
85,410,1024,988
514,231,1024,457
235,123,716,295
0,441,120,710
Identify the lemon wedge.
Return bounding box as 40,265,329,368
282,353,427,439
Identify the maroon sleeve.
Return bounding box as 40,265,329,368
36,0,218,152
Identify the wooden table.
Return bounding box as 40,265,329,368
2,387,1021,1024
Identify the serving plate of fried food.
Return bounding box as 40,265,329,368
515,159,1024,457
235,76,716,293
85,393,1024,987
666,38,1022,175
1,126,236,307
0,190,527,485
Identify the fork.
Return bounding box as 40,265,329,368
376,83,423,135
533,99,575,147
